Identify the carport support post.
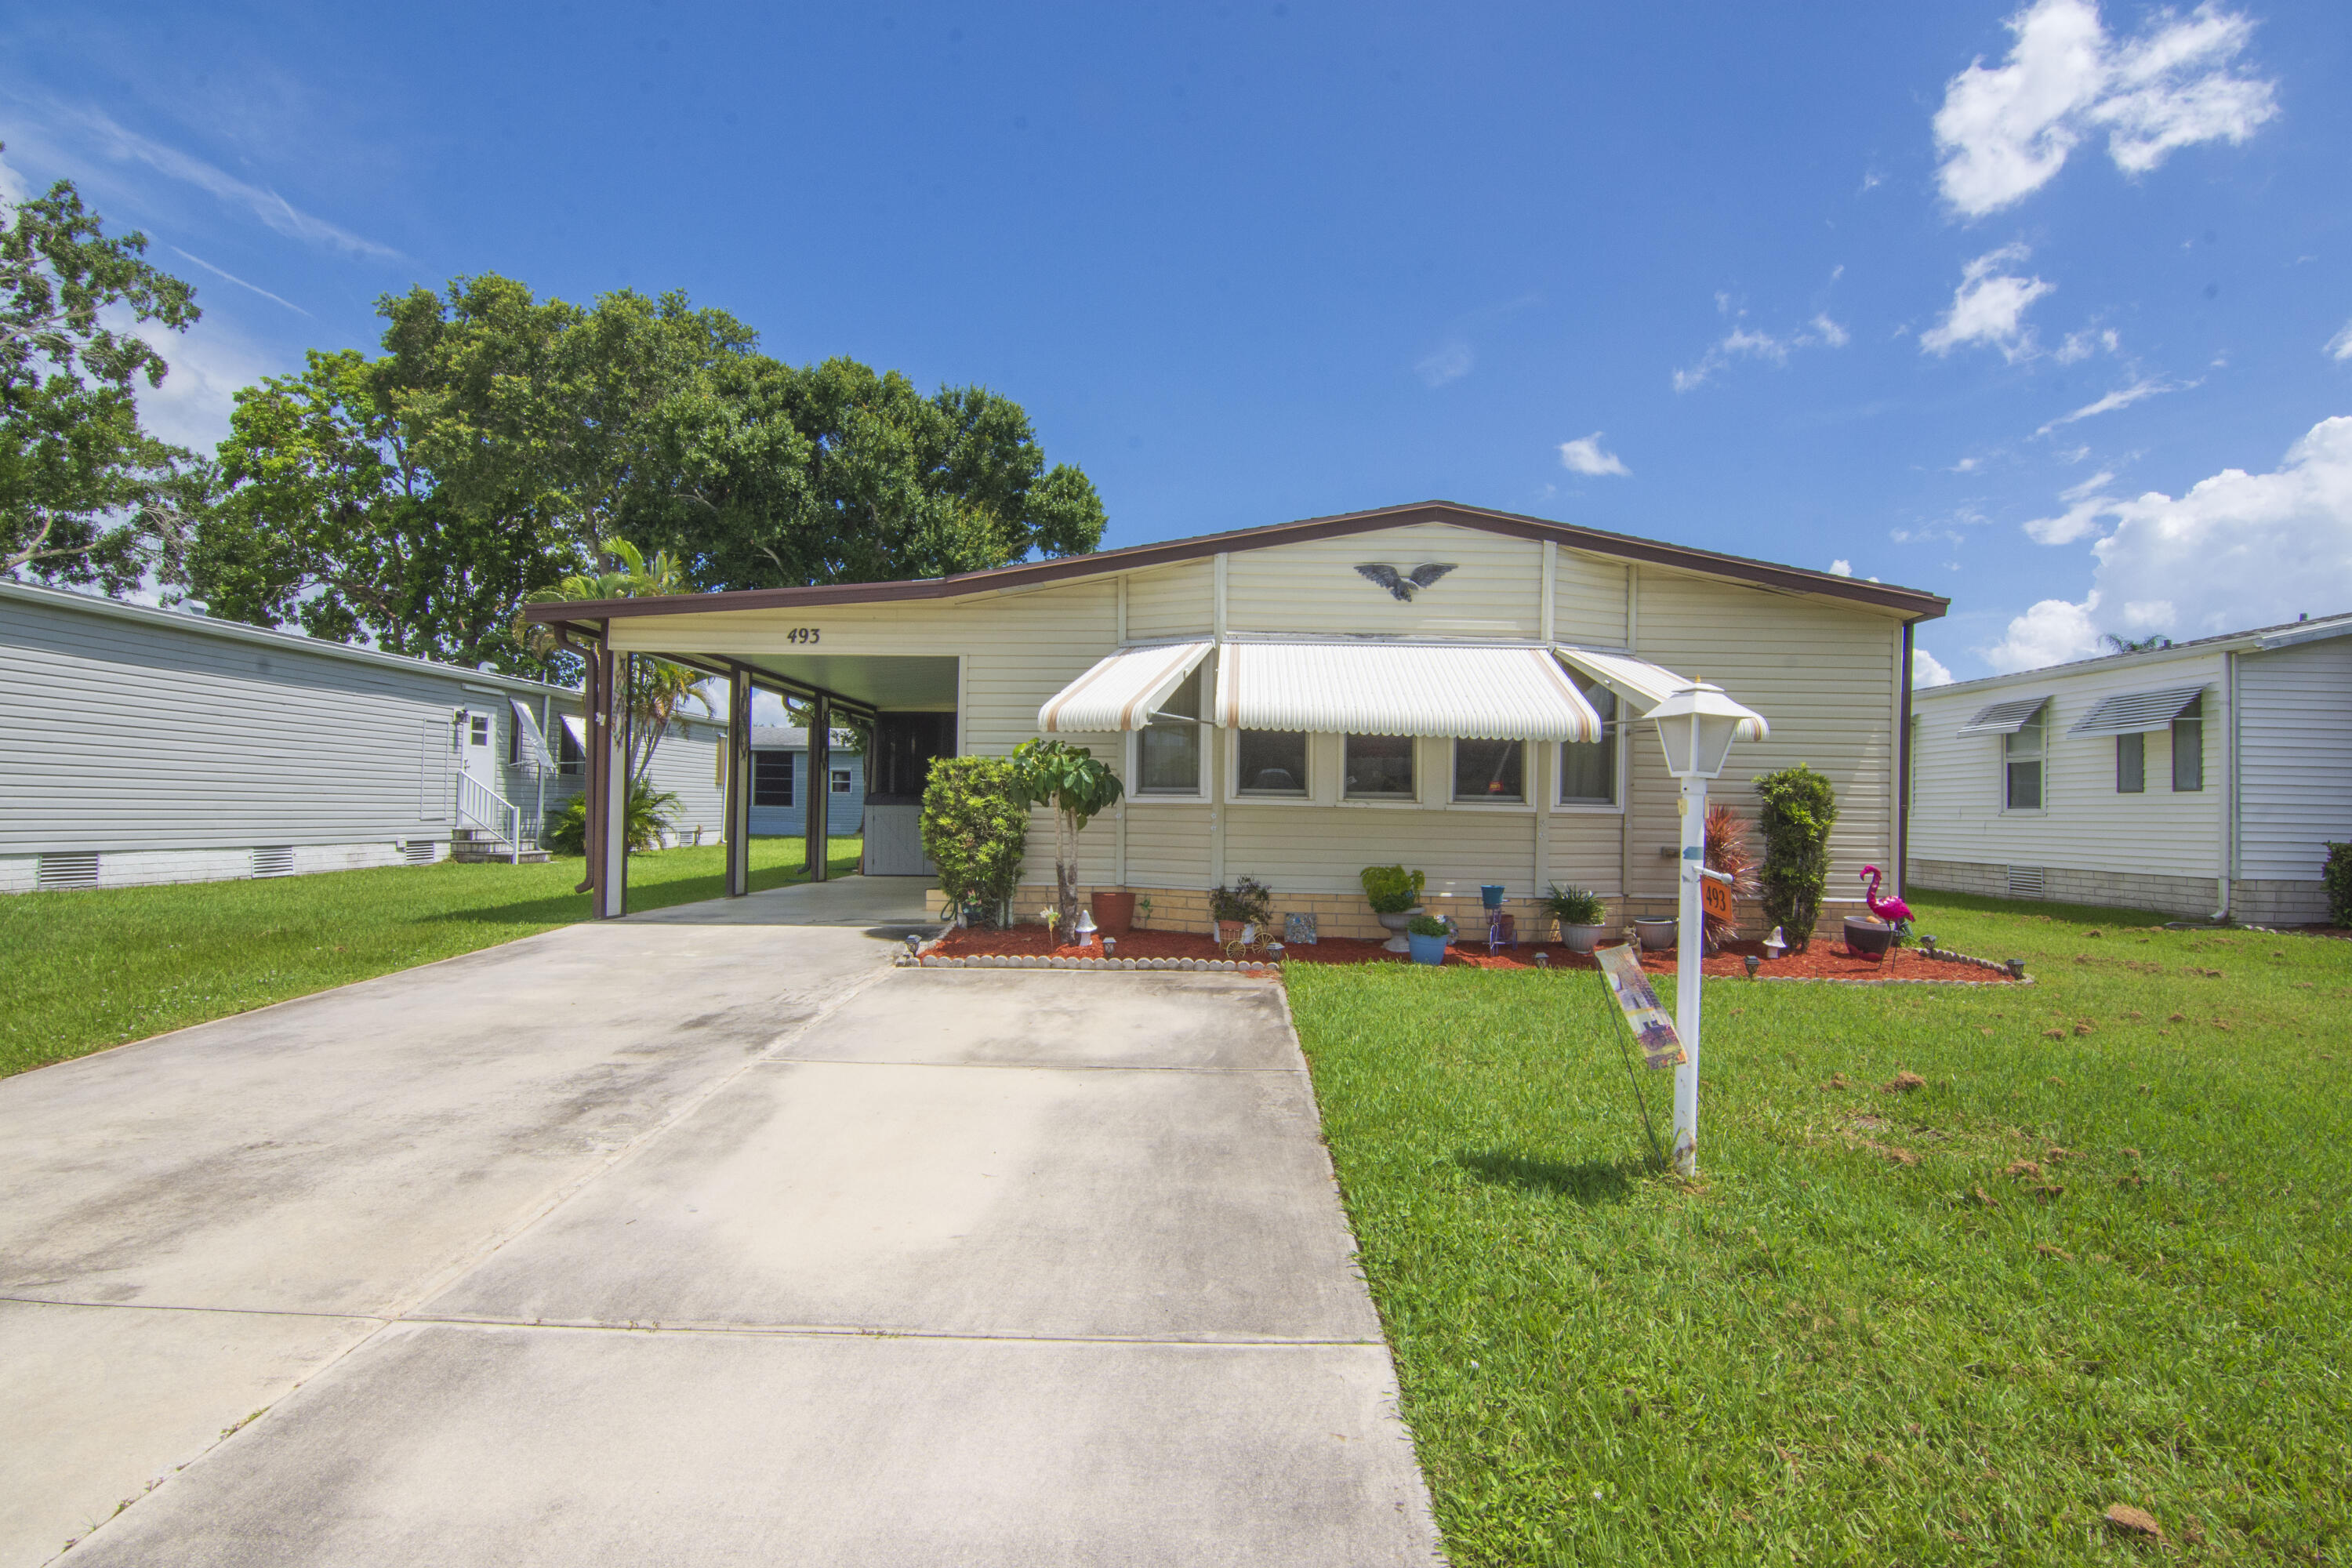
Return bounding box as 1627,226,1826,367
804,694,830,884
724,666,752,897
598,645,630,919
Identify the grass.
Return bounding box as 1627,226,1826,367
1285,893,2350,1566
0,837,866,1079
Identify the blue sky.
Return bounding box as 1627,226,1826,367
5,0,2349,684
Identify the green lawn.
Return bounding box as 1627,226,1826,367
1286,893,2349,1566
0,837,866,1079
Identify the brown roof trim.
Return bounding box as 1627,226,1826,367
518,500,1951,624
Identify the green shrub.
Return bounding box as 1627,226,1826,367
921,756,1028,924
1210,877,1274,927
2325,842,2352,927
1541,884,1608,927
1753,763,1838,950
539,782,678,855
1359,865,1426,914
1406,913,1451,938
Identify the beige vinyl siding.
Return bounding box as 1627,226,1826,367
1223,803,1538,899
1908,651,2228,880
1223,522,1542,638
1630,571,1901,909
2237,637,2352,880
1545,813,1626,895
1,593,579,856
1124,562,1214,639
1554,550,1631,645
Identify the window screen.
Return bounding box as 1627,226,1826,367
2005,710,2044,811
1454,739,1524,803
1559,679,1618,804
753,751,794,807
1345,735,1414,799
2116,731,2144,793
1236,731,1307,795
1138,666,1203,795
830,769,852,793
2171,698,2203,792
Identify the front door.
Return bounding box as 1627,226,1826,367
457,710,500,817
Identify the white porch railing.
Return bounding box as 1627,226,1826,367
456,771,525,865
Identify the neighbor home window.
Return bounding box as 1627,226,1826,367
2004,708,2044,811
1344,735,1414,800
2116,731,2145,793
1454,738,1524,803
1559,677,1618,806
1138,666,1204,795
556,722,586,775
469,713,491,746
830,768,852,793
2172,696,2204,791
753,751,794,808
1236,730,1308,796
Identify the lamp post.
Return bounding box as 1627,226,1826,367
1645,681,1768,1178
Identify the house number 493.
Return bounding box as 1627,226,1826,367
786,627,821,644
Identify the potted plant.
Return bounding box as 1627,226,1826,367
1210,877,1273,946
1541,884,1611,953
1634,916,1677,951
1093,888,1138,936
1405,913,1451,966
1361,865,1427,953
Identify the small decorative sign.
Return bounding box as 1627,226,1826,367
1595,943,1687,1070
1701,879,1734,926
1284,912,1319,945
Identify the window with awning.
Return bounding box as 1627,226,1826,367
1957,697,2049,739
507,697,556,771
1552,645,1768,742
2065,685,2205,737
1038,641,1214,733
1212,641,1602,742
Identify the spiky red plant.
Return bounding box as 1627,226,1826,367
1703,801,1760,946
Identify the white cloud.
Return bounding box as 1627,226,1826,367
2062,469,2116,501
1416,338,1472,388
2023,493,2114,545
2053,326,2120,363
1921,244,2053,359
62,106,399,260
1914,648,1957,687
2328,320,2352,361
1951,456,1982,473
1828,559,1854,577
118,310,273,452
1673,316,1849,391
1558,432,1629,477
2035,376,2185,434
1994,415,2352,665
1933,0,2278,220
168,246,310,318
0,146,27,206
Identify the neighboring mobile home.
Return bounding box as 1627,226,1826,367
746,726,866,840
0,580,728,893
1907,612,2352,924
525,501,1949,935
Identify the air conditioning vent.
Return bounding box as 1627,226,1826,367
37,851,100,890
252,846,296,878
402,840,440,865
2005,865,2046,900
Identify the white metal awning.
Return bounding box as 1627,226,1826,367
1038,641,1214,732
1957,696,2049,738
1213,641,1602,741
559,713,589,753
508,698,555,771
2067,685,2205,737
1552,645,1769,741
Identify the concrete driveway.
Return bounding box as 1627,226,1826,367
0,884,1441,1566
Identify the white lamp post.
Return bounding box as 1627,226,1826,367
1646,681,1768,1177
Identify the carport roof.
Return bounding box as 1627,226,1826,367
519,499,1951,626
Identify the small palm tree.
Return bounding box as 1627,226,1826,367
520,539,713,790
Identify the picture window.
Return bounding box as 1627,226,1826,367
753,751,795,808
1344,735,1414,800
1454,738,1524,803
1138,666,1205,796
1236,730,1308,796
1559,678,1618,805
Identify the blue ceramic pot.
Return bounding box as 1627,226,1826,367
1407,930,1450,966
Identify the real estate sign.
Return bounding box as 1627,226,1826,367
1595,942,1687,1071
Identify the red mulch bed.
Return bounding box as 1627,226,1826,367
927,925,2016,982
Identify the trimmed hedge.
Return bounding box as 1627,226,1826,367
1753,763,1838,950
921,755,1028,924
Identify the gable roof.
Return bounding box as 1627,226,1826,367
1916,609,2352,699
520,499,1950,626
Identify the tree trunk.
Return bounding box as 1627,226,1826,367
1056,808,1080,931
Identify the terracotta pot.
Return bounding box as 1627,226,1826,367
1092,890,1137,937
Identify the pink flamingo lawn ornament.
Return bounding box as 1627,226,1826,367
1860,865,1912,929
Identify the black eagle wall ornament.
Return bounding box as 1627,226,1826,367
1353,563,1457,601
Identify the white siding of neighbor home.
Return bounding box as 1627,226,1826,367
1907,650,2230,883
605,520,1912,912
2238,637,2352,881
0,588,582,864
640,713,733,844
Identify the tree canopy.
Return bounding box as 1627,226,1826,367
1,150,203,593
191,273,1106,673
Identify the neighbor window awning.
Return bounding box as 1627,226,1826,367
1957,696,2049,738
1038,641,1214,732
508,697,555,771
1213,641,1603,742
1552,645,1769,741
2067,685,2205,737
559,713,589,753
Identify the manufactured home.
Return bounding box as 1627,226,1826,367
1908,612,2352,924
0,580,728,893
524,501,1949,935
746,726,866,840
